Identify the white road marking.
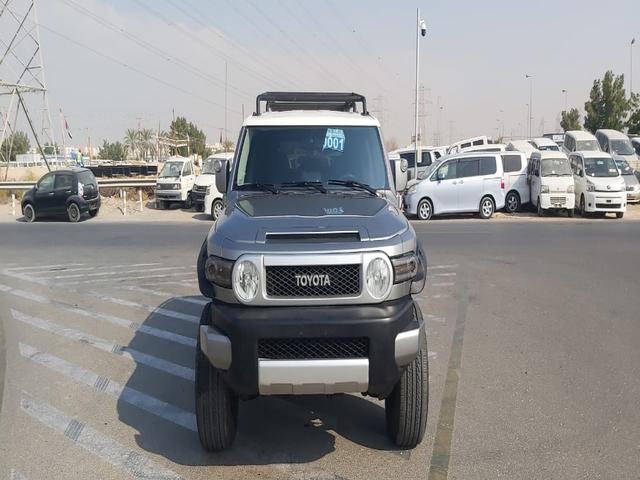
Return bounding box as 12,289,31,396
20,393,184,480
147,279,198,287
0,283,196,347
50,266,189,280
9,470,27,480
34,263,162,276
122,287,209,306
6,264,85,271
428,351,437,359
177,297,209,306
89,293,200,324
431,272,457,277
430,282,455,287
430,294,451,299
11,309,194,381
58,271,195,286
19,343,197,431
429,264,458,270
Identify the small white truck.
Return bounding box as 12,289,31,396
155,156,196,209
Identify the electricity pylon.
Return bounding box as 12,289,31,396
1,0,56,174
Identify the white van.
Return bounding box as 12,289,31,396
460,143,506,153
569,151,626,218
528,151,575,216
501,152,530,212
155,156,196,209
529,137,560,151
562,131,601,154
192,152,234,212
595,129,639,170
447,136,489,155
392,146,443,181
404,152,505,220
506,140,538,159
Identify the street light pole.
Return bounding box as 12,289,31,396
631,38,635,96
525,74,533,138
413,9,426,182
562,89,568,111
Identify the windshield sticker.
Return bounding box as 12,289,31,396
609,168,617,173
323,128,345,152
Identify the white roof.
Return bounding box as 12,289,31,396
244,110,380,127
532,150,568,159
531,137,557,147
576,150,612,159
565,130,597,140
164,156,189,163
507,140,537,153
595,129,628,139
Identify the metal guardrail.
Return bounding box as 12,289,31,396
0,178,157,190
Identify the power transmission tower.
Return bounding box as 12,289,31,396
0,0,56,176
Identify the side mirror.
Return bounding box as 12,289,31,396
215,159,229,194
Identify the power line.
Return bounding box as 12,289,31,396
39,24,237,118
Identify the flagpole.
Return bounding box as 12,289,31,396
59,109,66,163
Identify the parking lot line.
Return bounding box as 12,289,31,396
58,271,195,286
431,272,457,277
20,393,183,480
429,264,459,270
33,263,163,276
0,283,196,347
430,282,455,287
49,266,190,280
11,309,194,381
6,264,85,271
89,293,200,324
19,343,197,431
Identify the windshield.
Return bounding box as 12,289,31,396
584,157,619,177
615,159,633,175
159,161,183,178
541,158,572,176
576,140,600,151
610,139,635,156
538,144,559,151
201,158,221,175
77,170,96,185
234,126,387,190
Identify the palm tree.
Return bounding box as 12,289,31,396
139,128,154,161
124,129,140,161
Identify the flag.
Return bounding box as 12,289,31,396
64,117,72,139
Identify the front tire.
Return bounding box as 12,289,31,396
211,199,224,221
537,198,544,217
385,329,428,449
479,196,495,219
195,303,238,451
505,191,520,213
185,194,193,210
616,212,624,219
567,208,574,218
580,195,588,217
23,203,36,223
417,198,433,220
67,203,80,223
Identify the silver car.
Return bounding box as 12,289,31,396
614,158,640,203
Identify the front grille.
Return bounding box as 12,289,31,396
596,203,621,209
193,185,207,193
550,196,566,205
266,264,360,297
627,186,634,191
258,337,369,359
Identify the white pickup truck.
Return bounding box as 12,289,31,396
155,156,195,209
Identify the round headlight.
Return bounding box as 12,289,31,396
400,158,408,173
233,260,259,302
365,257,391,300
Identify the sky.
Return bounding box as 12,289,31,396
1,0,639,150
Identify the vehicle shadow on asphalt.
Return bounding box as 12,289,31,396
117,297,400,467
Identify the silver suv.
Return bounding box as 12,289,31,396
195,92,429,450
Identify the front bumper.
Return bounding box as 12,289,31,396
200,296,424,399
583,191,626,212
539,192,575,210
626,189,640,203
191,189,206,205
155,190,183,201
402,192,419,215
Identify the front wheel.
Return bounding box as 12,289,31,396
479,196,495,219
385,330,428,449
185,194,193,210
23,203,36,223
211,199,224,221
567,208,574,218
580,195,588,217
195,303,238,451
616,212,624,219
67,203,80,223
537,198,544,217
417,198,433,220
505,191,520,213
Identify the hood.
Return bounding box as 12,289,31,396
156,177,180,184
541,176,574,190
194,174,215,187
621,173,640,187
208,193,409,257
586,175,626,191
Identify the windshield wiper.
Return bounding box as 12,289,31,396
328,179,378,196
279,181,327,193
236,182,278,194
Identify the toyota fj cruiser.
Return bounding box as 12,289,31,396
195,92,428,450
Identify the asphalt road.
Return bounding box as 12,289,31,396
1,217,639,479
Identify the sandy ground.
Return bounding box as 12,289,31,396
1,195,639,223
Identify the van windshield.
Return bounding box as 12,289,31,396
576,140,600,151
610,139,635,155
614,159,633,175
201,158,221,175
541,158,572,176
538,144,559,151
159,161,184,178
584,157,619,177
234,126,387,190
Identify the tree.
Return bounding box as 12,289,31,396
583,71,632,132
169,116,207,158
0,131,30,163
626,93,640,134
560,108,582,131
138,128,155,161
97,140,126,162
124,129,140,160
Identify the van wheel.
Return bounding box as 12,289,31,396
479,196,494,219
23,203,36,223
195,303,238,451
580,195,588,217
537,198,544,217
567,208,574,218
185,194,193,210
417,199,432,220
385,328,428,448
505,191,520,213
67,203,80,223
211,199,224,220
156,200,165,210
616,212,624,219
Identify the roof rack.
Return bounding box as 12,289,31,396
255,92,368,116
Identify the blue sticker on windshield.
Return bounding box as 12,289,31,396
323,128,345,152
